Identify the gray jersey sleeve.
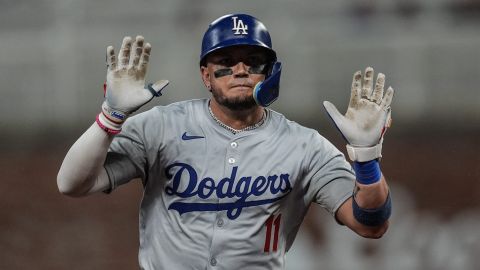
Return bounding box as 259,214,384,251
104,110,163,191
303,131,355,216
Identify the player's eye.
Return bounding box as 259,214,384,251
245,55,267,67
215,57,234,67
244,56,269,74
248,64,268,75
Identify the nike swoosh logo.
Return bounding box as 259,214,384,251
182,132,205,140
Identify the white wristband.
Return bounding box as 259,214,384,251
346,143,382,162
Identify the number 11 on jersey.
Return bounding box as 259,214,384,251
264,214,281,252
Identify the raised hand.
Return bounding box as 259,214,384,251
99,35,169,133
323,67,394,161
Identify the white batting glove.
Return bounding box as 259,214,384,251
323,67,394,162
98,35,169,133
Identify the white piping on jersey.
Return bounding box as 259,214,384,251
208,101,267,134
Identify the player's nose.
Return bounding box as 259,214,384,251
232,62,249,77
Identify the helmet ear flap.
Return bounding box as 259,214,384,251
265,60,275,76
253,62,282,107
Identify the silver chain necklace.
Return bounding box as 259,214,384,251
208,103,267,134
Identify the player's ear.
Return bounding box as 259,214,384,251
200,66,212,92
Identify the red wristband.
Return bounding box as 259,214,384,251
96,114,121,135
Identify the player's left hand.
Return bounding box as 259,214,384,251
323,67,394,161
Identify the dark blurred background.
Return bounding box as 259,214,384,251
1,0,479,269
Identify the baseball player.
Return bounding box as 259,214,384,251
57,13,393,269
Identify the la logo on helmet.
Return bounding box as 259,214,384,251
231,16,248,35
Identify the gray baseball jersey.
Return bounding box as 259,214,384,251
104,98,355,270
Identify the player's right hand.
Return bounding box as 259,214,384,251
99,35,169,131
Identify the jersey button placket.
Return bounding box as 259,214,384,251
227,141,238,165
212,141,237,268
208,212,223,268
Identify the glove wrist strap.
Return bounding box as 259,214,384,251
346,143,382,162
96,102,128,135
101,101,130,124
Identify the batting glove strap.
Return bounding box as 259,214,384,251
101,101,130,123
346,143,382,162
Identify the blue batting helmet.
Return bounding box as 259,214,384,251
200,14,277,66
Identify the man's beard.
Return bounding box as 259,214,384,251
211,90,257,111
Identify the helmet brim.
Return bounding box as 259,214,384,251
200,42,277,67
